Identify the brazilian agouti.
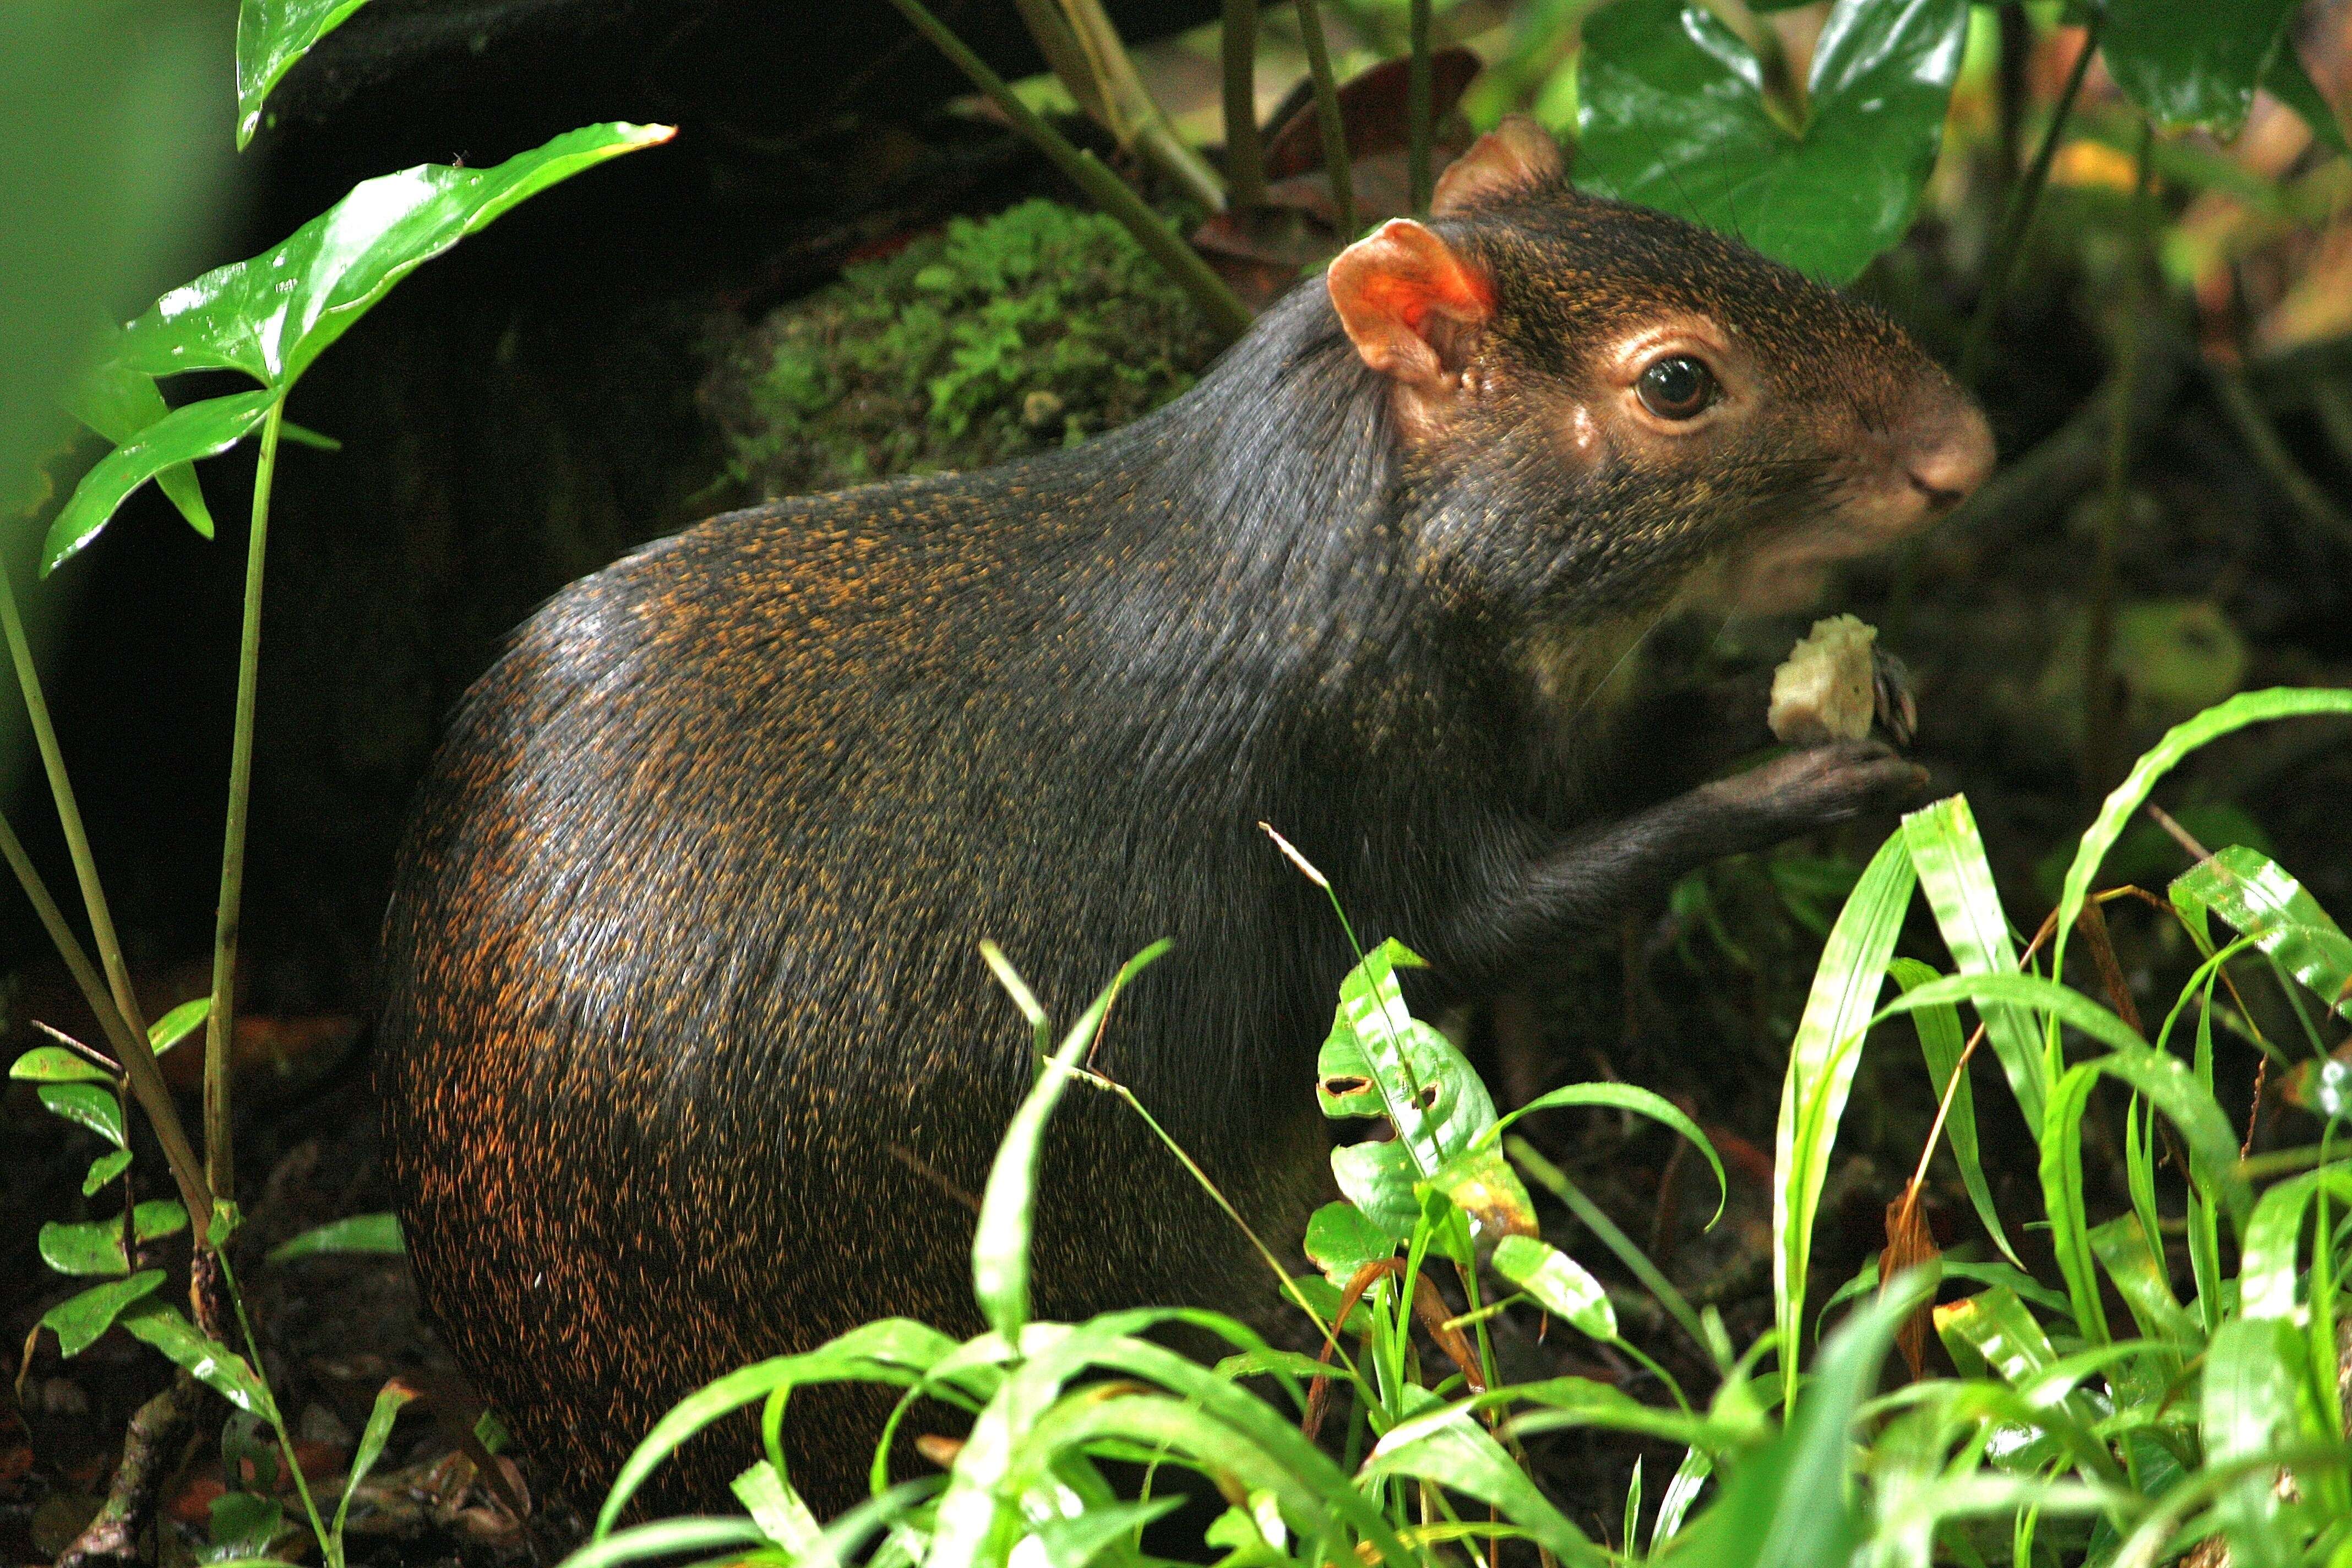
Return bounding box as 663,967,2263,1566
378,119,1992,1515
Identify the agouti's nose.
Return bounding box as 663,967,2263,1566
1899,390,1995,511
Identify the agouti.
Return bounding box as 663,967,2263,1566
378,119,1992,1515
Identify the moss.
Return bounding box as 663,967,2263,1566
705,199,1221,499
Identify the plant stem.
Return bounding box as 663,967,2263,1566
1961,21,2098,387
1222,0,1265,206
0,565,148,1039
1,808,213,1227
205,400,284,1206
1407,0,1432,214
1294,0,1357,237
881,0,1253,340
218,1248,333,1566
2210,364,2352,552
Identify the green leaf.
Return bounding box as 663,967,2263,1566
1774,827,1915,1410
83,1150,134,1197
1493,1234,1618,1341
1888,957,2020,1267
2171,845,2352,1020
10,1046,113,1084
730,1458,821,1553
1903,796,2049,1140
233,0,377,149
1302,1200,1396,1284
2237,1165,2352,1322
2086,1213,2199,1348
2102,0,2298,139
43,389,275,573
117,1301,277,1418
208,1489,283,1558
2202,1315,2306,1568
331,1379,417,1554
2052,689,2352,984
38,1201,184,1278
1362,1408,1608,1566
1576,0,1971,284
111,123,673,393
65,354,214,537
972,941,1168,1340
149,996,211,1055
1485,1080,1727,1226
1035,1497,1184,1568
39,1270,165,1357
39,1082,124,1147
266,1211,405,1262
1317,939,1499,1173
1668,1272,1934,1568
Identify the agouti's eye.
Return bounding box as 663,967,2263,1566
1636,356,1716,420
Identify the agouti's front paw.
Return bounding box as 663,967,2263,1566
1709,740,1931,836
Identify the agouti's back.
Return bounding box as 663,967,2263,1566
379,119,1992,1515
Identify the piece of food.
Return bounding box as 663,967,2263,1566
1770,614,1880,746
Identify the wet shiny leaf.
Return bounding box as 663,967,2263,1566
2102,0,2297,139
1577,0,1970,283
235,0,377,149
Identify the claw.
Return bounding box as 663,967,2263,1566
1872,646,1918,749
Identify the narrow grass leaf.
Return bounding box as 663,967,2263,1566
974,941,1168,1338
1486,1080,1727,1224
1493,1234,1617,1341
2052,689,2352,984
1362,1410,1607,1566
2236,1166,2352,1322
2202,1316,2306,1568
331,1379,417,1551
1889,957,2018,1265
2171,846,2352,1020
1904,797,2048,1139
1776,827,1915,1408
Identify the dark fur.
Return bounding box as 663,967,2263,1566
378,184,1969,1514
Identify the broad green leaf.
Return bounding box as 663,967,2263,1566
39,1082,124,1147
83,1150,133,1196
65,353,213,537
1888,957,2019,1267
2103,0,2297,139
1302,1200,1396,1284
267,1211,405,1262
972,941,1168,1339
118,1301,276,1417
2202,1315,2306,1568
1362,1408,1607,1566
2262,43,2349,157
208,1490,282,1559
2171,845,2352,1020
1493,1234,1618,1341
331,1379,416,1553
2052,689,2352,984
112,122,674,392
1775,827,1915,1409
150,996,210,1055
39,1270,165,1357
1484,1079,1727,1225
234,0,377,149
2237,1166,2352,1322
1904,796,2048,1140
1317,938,1498,1172
10,1046,113,1083
43,389,274,572
39,1200,188,1277
1426,1141,1538,1243
1576,0,1970,283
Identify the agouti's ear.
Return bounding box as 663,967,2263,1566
1327,218,1494,390
1431,115,1563,215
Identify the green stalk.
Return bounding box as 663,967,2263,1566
1,808,213,1228
1962,23,2098,386
1,565,147,1039
205,399,284,1205
881,0,1253,340
217,1249,332,1566
1222,0,1265,206
1407,0,1432,214
1293,0,1357,238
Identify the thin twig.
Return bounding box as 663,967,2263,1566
1294,0,1357,237
56,1374,198,1568
1962,22,2099,386
1222,0,1265,206
1407,0,1433,214
882,0,1253,340
2208,363,2352,552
